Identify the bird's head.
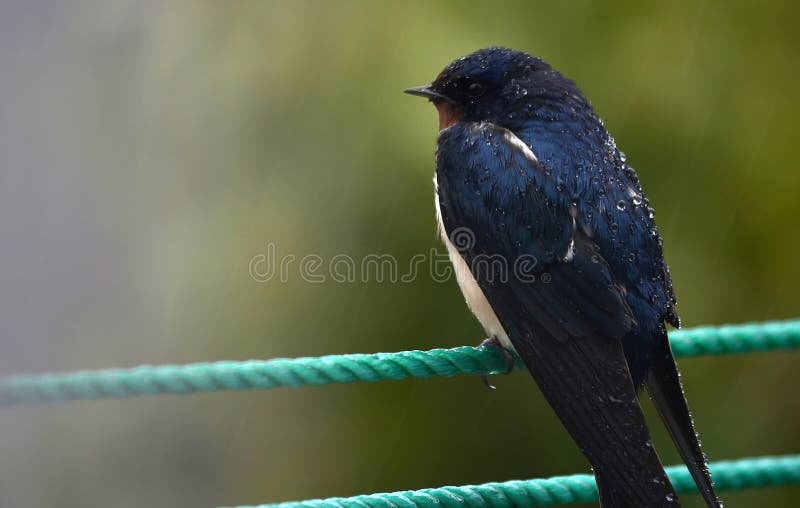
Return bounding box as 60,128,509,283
405,47,586,130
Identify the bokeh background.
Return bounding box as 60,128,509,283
1,1,798,507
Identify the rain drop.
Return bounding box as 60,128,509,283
632,195,643,206
616,200,627,211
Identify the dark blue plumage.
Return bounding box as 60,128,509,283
406,48,721,508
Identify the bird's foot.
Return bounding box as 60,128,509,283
479,337,516,390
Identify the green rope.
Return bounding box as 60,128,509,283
1,318,798,406
223,454,800,508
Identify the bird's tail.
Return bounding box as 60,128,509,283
595,468,675,508
510,330,681,508
646,327,723,508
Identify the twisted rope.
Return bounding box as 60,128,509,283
223,454,800,508
1,318,798,406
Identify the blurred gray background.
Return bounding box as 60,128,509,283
0,1,798,507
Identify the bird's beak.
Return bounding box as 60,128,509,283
405,84,464,130
404,85,456,104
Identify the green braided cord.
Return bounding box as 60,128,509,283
223,454,800,508
1,318,799,405
668,318,800,356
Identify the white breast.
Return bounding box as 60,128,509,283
433,174,513,350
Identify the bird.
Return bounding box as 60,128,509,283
405,47,722,508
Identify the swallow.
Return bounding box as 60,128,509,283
405,47,722,508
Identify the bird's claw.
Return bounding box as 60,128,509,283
479,337,516,390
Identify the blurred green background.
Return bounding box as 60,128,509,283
1,1,798,507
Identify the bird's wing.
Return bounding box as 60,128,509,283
436,121,680,506
436,121,635,344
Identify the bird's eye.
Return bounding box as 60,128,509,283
466,82,485,98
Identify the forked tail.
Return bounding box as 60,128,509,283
646,328,723,507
